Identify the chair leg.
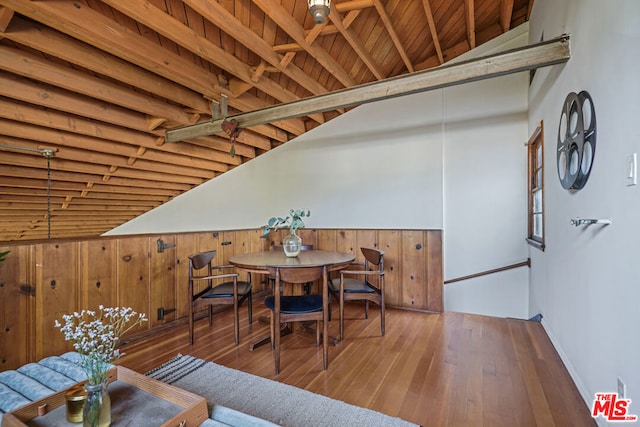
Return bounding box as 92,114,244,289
380,300,385,337
189,307,194,346
322,312,328,370
365,300,369,319
208,305,213,326
316,319,320,346
270,312,275,350
274,312,281,375
248,291,253,324
233,300,240,346
339,294,345,341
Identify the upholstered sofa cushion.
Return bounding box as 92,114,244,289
0,353,275,427
0,352,88,416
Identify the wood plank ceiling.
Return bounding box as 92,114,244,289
0,0,533,242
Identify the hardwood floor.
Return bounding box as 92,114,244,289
118,303,595,426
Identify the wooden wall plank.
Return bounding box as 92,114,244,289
150,234,177,326
400,230,426,310
247,228,269,291
426,230,444,312
219,230,237,272
0,245,34,370
336,229,357,257
81,239,117,311
379,230,401,307
197,231,219,253
232,229,254,284
175,233,199,319
297,228,317,248
316,228,337,251
356,229,379,287
35,241,79,360
355,229,377,259
117,237,150,334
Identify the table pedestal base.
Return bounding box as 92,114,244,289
248,324,293,351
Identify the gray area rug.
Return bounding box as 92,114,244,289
147,354,418,427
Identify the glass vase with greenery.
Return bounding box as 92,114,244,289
263,209,311,257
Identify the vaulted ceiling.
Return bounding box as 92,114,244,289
0,0,533,242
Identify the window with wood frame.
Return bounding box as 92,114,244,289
527,123,545,250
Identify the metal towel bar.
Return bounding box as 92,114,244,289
570,218,612,226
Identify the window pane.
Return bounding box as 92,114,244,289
533,189,542,213
537,144,542,166
533,213,543,238
527,123,544,249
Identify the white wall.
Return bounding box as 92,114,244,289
528,0,640,422
106,27,531,319
105,90,445,232
443,76,530,318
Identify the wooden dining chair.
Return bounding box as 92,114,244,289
188,250,252,346
329,247,385,341
265,265,328,375
268,244,314,293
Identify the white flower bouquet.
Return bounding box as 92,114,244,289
55,306,148,385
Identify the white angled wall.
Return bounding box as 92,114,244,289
105,88,445,232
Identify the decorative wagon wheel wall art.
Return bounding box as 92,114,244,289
556,91,597,190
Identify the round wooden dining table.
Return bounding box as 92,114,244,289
228,249,355,273
229,250,355,350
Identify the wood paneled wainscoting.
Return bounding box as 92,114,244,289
0,228,442,371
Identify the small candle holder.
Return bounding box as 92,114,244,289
65,384,87,423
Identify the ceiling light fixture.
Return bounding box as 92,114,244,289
308,0,330,24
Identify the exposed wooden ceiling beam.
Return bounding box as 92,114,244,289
0,134,212,183
500,0,515,32
0,5,14,32
0,73,156,133
0,0,296,139
0,163,193,192
464,0,476,49
167,35,570,142
0,187,167,203
271,0,374,56
0,0,223,96
421,0,444,64
0,175,182,198
329,3,385,80
0,45,193,125
2,16,210,114
371,0,414,73
0,98,252,162
251,0,356,88
100,0,322,125
184,0,329,99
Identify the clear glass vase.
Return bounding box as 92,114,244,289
83,382,111,427
283,229,302,257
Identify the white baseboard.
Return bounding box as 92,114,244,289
540,319,605,427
